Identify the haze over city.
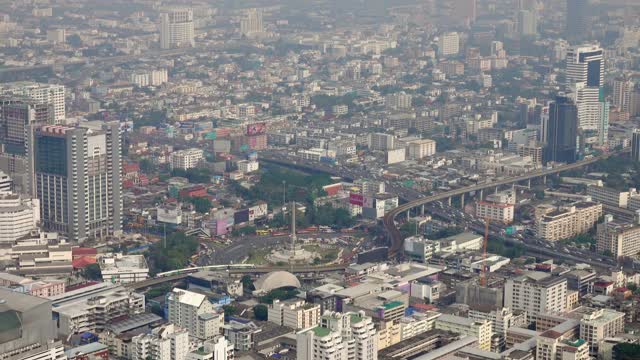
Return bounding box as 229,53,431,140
1,1,640,360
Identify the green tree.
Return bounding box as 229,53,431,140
189,197,213,214
241,275,255,291
83,263,102,280
254,304,268,321
139,159,157,174
222,305,238,317
147,232,199,274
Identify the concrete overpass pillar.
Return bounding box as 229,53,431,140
479,189,484,200
495,186,499,194
543,175,547,185
448,197,452,206
528,179,531,188
460,193,465,209
421,204,425,216
407,210,411,221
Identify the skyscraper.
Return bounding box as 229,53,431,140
632,130,640,162
240,8,264,36
517,10,537,36
159,8,195,49
613,77,633,113
451,0,476,26
0,82,65,124
544,96,578,164
0,96,54,155
566,0,589,42
28,122,122,242
566,45,604,131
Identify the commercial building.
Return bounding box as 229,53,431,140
0,191,39,243
98,253,149,284
566,45,604,131
28,122,123,242
0,96,54,155
404,236,440,263
565,0,590,42
434,314,492,351
296,311,377,360
0,288,65,360
170,148,204,170
369,133,396,151
613,78,633,113
517,10,537,36
0,272,65,297
49,282,145,337
596,216,640,258
385,92,412,110
544,96,578,164
160,8,195,49
468,306,527,338
536,202,602,241
268,299,321,330
398,311,441,340
223,320,260,351
0,82,65,124
578,308,625,355
632,130,640,162
504,272,568,320
438,32,459,57
167,288,224,340
131,324,189,360
186,336,233,360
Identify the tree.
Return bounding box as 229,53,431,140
254,304,268,321
83,263,102,281
139,159,157,174
534,190,545,200
241,275,255,291
189,197,212,214
222,305,238,317
67,34,83,47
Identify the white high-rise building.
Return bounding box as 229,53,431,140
170,148,204,170
240,8,264,36
613,78,633,113
167,288,224,340
132,324,190,360
0,191,39,243
160,8,195,49
517,10,537,36
504,272,568,320
438,32,460,57
0,82,65,123
297,311,377,360
566,45,604,130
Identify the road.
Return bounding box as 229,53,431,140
384,150,626,258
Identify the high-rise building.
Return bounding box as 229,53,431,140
132,324,190,360
167,288,224,340
268,299,321,330
566,0,590,42
566,45,604,131
159,8,195,49
0,96,54,155
517,10,537,36
296,311,377,360
613,78,633,113
598,101,609,146
632,130,640,162
27,122,122,242
544,96,578,164
451,0,476,25
579,308,625,356
240,8,264,36
438,32,460,57
596,216,640,258
504,272,568,320
0,191,39,243
0,288,66,360
0,82,65,124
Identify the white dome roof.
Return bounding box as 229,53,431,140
254,271,301,292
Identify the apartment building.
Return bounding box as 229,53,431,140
586,186,635,208
468,306,527,338
296,311,377,360
398,311,441,340
368,133,396,151
476,201,514,224
536,202,602,241
438,32,460,57
49,282,145,337
131,324,189,360
578,308,625,356
435,314,492,351
268,299,321,330
160,8,195,49
536,332,589,360
186,336,234,360
0,82,65,123
596,216,640,258
170,148,204,170
504,272,568,320
407,139,436,160
167,288,224,340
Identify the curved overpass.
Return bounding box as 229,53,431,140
384,151,623,258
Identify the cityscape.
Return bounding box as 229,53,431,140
2,1,640,360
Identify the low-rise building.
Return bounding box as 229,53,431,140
170,148,204,170
476,201,514,224
435,314,492,351
536,332,589,360
536,202,602,241
578,308,625,356
596,216,640,258
587,186,636,208
268,299,321,330
99,254,149,284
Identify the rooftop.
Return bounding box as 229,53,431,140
311,326,331,337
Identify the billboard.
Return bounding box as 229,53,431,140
247,122,267,136
349,193,364,206
249,203,268,221
234,209,250,224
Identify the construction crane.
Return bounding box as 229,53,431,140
481,217,490,287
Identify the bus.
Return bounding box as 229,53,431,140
256,229,271,236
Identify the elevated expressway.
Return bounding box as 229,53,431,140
384,151,624,258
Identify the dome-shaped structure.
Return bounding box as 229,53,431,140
254,271,301,292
